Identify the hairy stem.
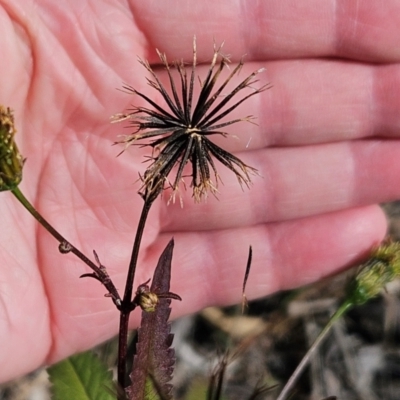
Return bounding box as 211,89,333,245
11,186,121,305
117,199,153,392
276,299,354,400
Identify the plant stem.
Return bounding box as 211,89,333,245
117,311,130,396
276,299,353,400
124,199,153,303
11,186,121,305
12,186,67,243
117,199,153,392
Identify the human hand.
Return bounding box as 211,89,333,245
1,0,400,383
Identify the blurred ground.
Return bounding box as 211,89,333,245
2,201,400,400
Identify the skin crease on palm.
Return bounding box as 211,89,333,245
1,0,400,383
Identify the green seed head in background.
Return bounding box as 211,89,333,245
346,240,400,306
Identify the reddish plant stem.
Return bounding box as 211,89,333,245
117,311,130,395
117,199,153,392
123,200,152,304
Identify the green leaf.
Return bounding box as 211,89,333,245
47,350,115,400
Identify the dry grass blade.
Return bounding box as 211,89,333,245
206,355,228,400
242,246,253,313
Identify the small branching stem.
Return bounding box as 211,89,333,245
117,198,153,392
11,186,121,305
12,186,68,243
276,299,353,400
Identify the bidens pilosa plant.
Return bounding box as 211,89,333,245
111,38,269,396
1,38,269,399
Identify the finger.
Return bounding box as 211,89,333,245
160,139,400,231
149,205,387,313
131,0,400,63
140,60,400,153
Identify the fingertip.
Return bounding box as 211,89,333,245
259,205,388,294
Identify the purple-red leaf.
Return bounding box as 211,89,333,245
127,239,176,400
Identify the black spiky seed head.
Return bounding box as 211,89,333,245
112,38,270,203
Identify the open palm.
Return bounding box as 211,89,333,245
1,1,400,383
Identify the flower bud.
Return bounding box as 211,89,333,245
138,291,159,313
0,106,23,191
